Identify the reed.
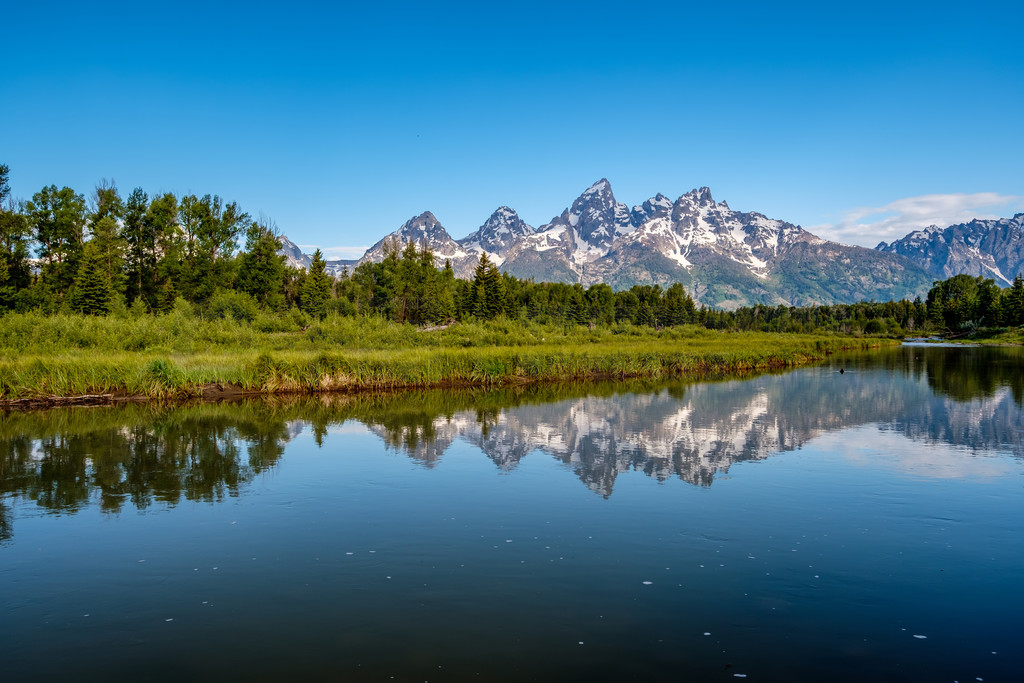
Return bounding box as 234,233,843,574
0,312,898,402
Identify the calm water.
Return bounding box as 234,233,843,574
1,345,1022,682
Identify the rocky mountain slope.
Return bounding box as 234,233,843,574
281,179,1018,308
876,214,1024,284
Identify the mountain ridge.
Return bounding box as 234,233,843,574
278,180,1015,308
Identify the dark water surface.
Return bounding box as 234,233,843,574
2,345,1022,681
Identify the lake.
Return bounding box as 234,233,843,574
1,344,1021,681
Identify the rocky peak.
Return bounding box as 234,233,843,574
677,186,717,208
875,213,1024,284
399,211,446,237
631,193,674,225
358,210,466,267
278,235,312,269
459,206,535,256
556,178,633,248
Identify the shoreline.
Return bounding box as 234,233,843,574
0,337,898,411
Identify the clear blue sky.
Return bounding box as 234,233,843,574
3,0,1022,253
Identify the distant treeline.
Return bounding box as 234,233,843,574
1,166,1022,335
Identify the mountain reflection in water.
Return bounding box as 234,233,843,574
1,344,1021,542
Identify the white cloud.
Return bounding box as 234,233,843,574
810,192,1023,248
298,245,369,260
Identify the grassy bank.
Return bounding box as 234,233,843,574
0,312,899,402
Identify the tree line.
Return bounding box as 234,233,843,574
1,165,1021,333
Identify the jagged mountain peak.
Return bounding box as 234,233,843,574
631,193,674,226
279,178,978,308
679,186,717,206
876,213,1024,284
403,210,442,228
358,210,470,270
482,205,526,226
458,205,535,257
560,178,634,247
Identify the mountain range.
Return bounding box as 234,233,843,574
359,360,1022,496
279,180,1023,309
877,213,1024,286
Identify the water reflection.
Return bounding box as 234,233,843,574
1,345,1021,541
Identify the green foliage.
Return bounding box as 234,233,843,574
0,313,897,400
122,187,152,305
2,166,1020,353
470,252,505,320
68,241,112,315
206,289,259,322
236,220,286,308
146,358,182,386
0,165,32,309
1000,273,1024,327
926,274,1002,332
301,249,332,319
26,184,88,296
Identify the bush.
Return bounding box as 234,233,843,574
206,290,258,322
864,318,887,335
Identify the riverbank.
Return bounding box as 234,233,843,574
0,314,900,407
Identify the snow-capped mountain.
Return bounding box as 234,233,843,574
590,185,934,307
876,214,1024,285
356,211,478,277
279,235,312,270
279,179,956,308
501,178,636,282
456,206,535,263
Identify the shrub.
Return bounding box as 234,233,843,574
207,289,259,322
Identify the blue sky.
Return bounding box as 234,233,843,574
3,0,1022,254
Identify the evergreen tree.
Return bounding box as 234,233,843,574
148,192,181,309
636,300,656,327
471,252,504,319
301,249,332,319
1001,273,1024,326
69,241,112,315
567,285,587,324
615,290,640,323
89,216,125,299
237,220,287,308
662,283,695,326
0,250,12,309
0,164,33,307
122,187,152,305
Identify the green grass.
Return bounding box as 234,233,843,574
960,326,1024,345
0,312,900,401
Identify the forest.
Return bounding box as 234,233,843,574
2,165,1022,337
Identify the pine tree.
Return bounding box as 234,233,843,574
636,300,656,327
1002,273,1024,326
0,253,12,309
237,220,286,308
301,249,332,319
471,252,493,319
69,242,111,315
89,215,125,299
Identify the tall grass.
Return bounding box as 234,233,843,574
0,311,899,401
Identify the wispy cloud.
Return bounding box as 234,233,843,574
299,245,370,260
810,193,1023,248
